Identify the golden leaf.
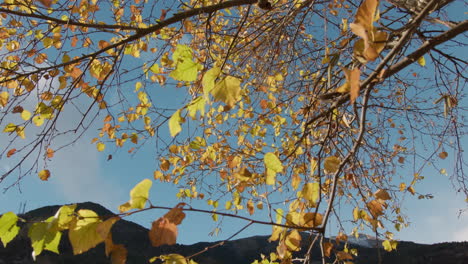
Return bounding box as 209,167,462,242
374,189,391,200
324,156,341,174
285,230,301,251
38,170,50,181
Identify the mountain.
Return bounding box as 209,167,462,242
1,202,467,264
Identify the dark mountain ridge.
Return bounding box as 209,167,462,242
1,202,467,264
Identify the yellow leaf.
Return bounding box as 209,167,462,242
382,239,398,252
28,216,61,258
187,96,205,119
264,152,283,172
68,209,103,255
285,230,301,251
417,56,426,67
149,64,160,74
353,207,359,221
0,91,9,107
96,142,105,152
302,182,320,205
21,110,31,121
56,204,77,230
38,170,50,181
135,82,143,91
269,226,284,242
264,152,283,185
399,182,406,192
3,123,17,133
202,67,221,98
0,212,19,247
169,109,182,137
33,115,45,126
153,170,164,180
161,254,188,264
324,156,341,174
211,76,242,108
169,45,201,82
16,126,25,139
119,179,152,212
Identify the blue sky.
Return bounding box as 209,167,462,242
0,88,466,245
1,0,467,247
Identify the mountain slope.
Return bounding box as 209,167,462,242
1,202,467,264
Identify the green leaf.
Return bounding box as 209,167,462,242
202,67,221,98
119,179,152,213
302,182,320,204
68,209,103,255
169,109,183,137
28,216,62,259
21,110,31,120
169,45,201,81
187,97,205,119
211,76,242,108
0,212,20,247
264,152,283,185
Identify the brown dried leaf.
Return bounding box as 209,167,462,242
37,0,52,7
104,234,127,264
164,203,186,225
353,0,378,32
349,68,361,104
149,203,186,247
96,217,120,239
7,148,16,158
323,242,334,257
46,148,54,158
374,189,391,200
367,200,385,218
336,251,353,260
247,200,254,215
149,217,177,247
438,151,448,159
